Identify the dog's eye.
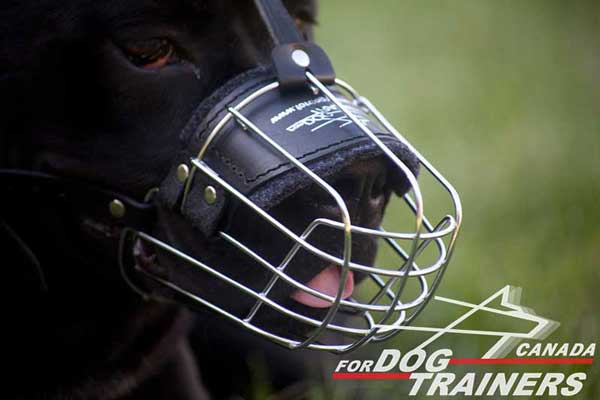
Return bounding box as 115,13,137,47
122,38,177,70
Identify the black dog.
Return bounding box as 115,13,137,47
1,1,407,398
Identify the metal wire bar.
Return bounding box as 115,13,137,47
304,71,424,351
133,230,377,337
225,107,353,349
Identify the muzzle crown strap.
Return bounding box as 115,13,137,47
254,0,304,45
272,43,335,89
254,0,335,89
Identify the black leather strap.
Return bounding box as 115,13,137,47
254,0,335,89
1,218,48,293
0,169,156,235
254,0,304,45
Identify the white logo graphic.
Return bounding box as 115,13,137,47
285,103,371,133
374,285,560,358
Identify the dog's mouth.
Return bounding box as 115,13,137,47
133,237,356,310
290,264,354,308
124,171,389,347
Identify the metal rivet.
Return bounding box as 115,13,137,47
291,49,310,68
176,164,190,182
204,186,217,205
109,199,126,219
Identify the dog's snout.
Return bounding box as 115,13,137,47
278,157,392,230
332,157,390,225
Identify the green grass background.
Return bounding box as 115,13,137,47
303,1,600,398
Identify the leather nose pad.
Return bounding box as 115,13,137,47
330,156,390,227
273,156,391,231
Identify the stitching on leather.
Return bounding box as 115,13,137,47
195,78,271,140
216,135,368,186
214,150,246,180
247,136,365,183
195,77,393,187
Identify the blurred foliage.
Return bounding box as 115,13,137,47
308,0,600,398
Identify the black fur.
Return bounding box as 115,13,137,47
1,1,404,399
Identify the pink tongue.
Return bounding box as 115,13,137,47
291,265,354,308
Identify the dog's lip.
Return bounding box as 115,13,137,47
290,264,354,308
134,237,356,308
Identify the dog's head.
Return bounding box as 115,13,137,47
1,0,461,353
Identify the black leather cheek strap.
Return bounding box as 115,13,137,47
158,68,276,237
0,170,156,234
158,69,419,238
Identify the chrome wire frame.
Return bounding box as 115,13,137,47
119,72,463,354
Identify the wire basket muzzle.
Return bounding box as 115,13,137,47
128,69,462,353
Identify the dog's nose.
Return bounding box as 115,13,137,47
272,156,407,234
331,157,389,227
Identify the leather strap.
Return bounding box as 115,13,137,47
254,0,335,89
253,0,304,45
0,169,156,236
